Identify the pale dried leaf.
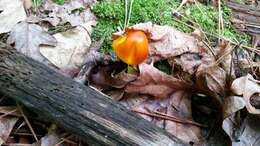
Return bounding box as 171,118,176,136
32,125,61,146
39,0,96,26
0,0,27,34
223,96,246,118
231,74,260,114
165,91,202,144
7,22,57,62
40,22,95,69
168,53,201,74
0,117,19,145
125,63,191,98
120,94,148,109
223,115,260,146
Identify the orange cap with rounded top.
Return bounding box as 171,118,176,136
112,30,149,65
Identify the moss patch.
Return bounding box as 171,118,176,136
92,0,250,53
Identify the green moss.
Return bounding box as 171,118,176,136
32,0,44,7
184,3,250,43
54,0,66,5
92,0,250,53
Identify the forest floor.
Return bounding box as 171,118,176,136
0,0,259,146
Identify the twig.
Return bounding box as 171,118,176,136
17,104,39,142
0,108,18,119
174,0,187,13
218,0,224,44
3,144,31,146
124,0,128,30
202,40,217,59
249,78,260,83
171,17,260,54
54,135,74,146
127,0,134,27
132,109,207,128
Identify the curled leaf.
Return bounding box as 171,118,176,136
7,22,57,63
231,74,260,114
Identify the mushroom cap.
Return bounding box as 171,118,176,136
112,30,149,65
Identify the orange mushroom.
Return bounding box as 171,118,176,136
112,30,149,65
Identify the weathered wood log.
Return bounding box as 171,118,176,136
0,42,186,146
227,1,260,35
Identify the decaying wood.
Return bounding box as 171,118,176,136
227,1,260,35
0,42,186,146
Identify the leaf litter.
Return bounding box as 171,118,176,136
0,0,27,34
0,0,260,145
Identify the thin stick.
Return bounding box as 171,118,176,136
172,17,260,54
3,144,31,146
17,104,39,141
174,0,187,13
54,135,74,146
0,108,18,119
249,78,260,83
127,0,134,27
153,111,207,127
123,0,128,30
218,0,223,43
194,0,207,17
132,109,207,128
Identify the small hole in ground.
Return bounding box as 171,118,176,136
189,141,194,145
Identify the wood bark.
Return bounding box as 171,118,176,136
0,42,186,146
227,1,260,35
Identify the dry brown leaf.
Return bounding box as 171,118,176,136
231,74,260,114
7,22,57,63
194,43,226,94
130,91,203,144
223,96,246,119
165,91,203,144
39,0,96,26
125,63,191,98
0,117,19,145
113,22,208,75
0,0,27,33
217,42,235,78
168,53,201,74
114,22,200,61
120,94,149,109
40,21,96,70
205,65,226,94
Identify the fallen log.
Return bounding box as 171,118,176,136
227,1,260,35
0,42,186,146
